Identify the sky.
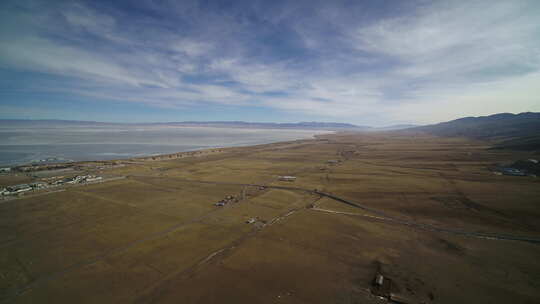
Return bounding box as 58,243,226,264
0,0,539,127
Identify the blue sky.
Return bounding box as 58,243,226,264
1,0,539,126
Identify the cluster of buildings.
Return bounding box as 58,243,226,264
1,182,47,196
494,167,526,176
494,159,539,177
52,175,103,185
1,175,103,197
214,195,236,207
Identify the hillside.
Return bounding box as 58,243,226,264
412,112,540,150
413,112,540,138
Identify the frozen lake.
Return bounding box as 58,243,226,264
0,124,330,166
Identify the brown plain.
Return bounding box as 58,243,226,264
1,132,540,303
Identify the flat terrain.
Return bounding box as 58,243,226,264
1,132,540,303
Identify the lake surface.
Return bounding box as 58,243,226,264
0,125,330,166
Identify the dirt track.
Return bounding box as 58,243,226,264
131,176,540,244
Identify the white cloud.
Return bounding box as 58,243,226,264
1,0,539,125
0,36,171,88
170,40,213,57
62,3,117,38
388,71,540,124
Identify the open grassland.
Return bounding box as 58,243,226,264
1,133,540,303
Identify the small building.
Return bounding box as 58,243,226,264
327,160,340,164
246,218,256,224
66,175,87,184
499,167,526,176
52,179,66,185
86,176,103,182
3,184,33,195
278,176,297,182
29,182,47,189
0,167,11,173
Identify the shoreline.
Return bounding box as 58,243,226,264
0,135,333,198
0,124,336,168
5,133,335,172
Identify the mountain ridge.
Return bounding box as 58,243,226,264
411,112,540,138
410,112,540,150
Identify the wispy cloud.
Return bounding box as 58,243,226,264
0,0,539,125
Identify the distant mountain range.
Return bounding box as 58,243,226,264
167,121,371,130
410,112,540,150
2,113,538,137
2,114,539,149
0,119,416,131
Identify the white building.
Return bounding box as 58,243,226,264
86,176,103,182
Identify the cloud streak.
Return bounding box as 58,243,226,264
0,0,539,125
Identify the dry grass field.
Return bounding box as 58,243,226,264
1,132,540,303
